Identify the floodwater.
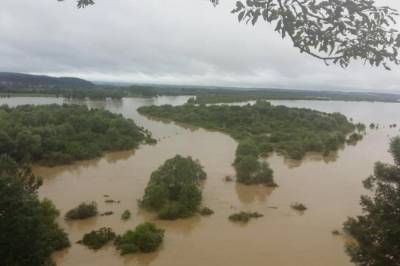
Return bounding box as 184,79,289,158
1,96,399,266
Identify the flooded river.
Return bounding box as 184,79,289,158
1,96,399,266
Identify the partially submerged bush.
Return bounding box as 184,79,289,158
291,202,307,211
228,211,263,223
121,210,131,220
224,175,233,182
139,155,206,219
65,202,98,220
346,133,363,145
78,227,116,250
105,199,120,203
114,222,164,255
100,211,114,216
199,207,214,216
234,156,276,186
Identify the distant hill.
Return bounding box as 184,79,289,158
0,72,93,88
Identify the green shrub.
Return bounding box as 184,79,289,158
121,210,131,220
114,222,164,255
346,133,363,145
65,202,97,220
78,227,116,250
228,211,263,223
234,156,275,185
199,207,214,216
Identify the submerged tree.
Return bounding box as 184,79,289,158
62,0,400,69
139,155,206,219
0,155,70,266
343,137,400,266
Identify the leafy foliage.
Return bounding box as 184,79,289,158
139,100,358,183
139,155,207,219
121,210,131,220
114,222,164,255
346,132,364,145
343,136,400,266
231,0,400,69
0,156,70,266
63,0,400,69
78,227,116,250
199,207,214,216
234,155,276,185
0,104,154,166
65,202,98,220
228,211,263,223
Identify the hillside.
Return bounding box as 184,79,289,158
0,72,93,88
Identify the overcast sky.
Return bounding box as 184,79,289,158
1,0,400,91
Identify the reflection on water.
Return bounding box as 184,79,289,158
235,183,275,204
2,96,400,266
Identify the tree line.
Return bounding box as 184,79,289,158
0,104,154,166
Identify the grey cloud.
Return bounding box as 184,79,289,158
1,0,400,91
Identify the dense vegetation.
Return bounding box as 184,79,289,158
78,227,116,250
114,222,164,255
65,202,98,220
0,104,154,166
3,72,400,103
343,137,400,266
189,89,400,104
139,100,360,183
0,155,70,265
228,211,263,223
139,155,207,219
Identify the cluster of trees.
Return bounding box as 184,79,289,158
343,137,400,266
0,155,70,266
65,202,98,220
139,155,207,219
114,222,164,255
346,133,364,145
78,227,116,250
188,89,400,104
78,223,164,255
0,104,154,166
228,211,263,223
234,138,275,185
139,100,360,182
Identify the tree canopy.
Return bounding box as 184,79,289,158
0,104,154,166
343,136,400,266
0,156,70,266
139,155,207,219
62,0,400,69
138,100,361,183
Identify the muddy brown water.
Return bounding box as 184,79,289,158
1,96,399,266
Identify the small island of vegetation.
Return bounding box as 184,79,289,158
78,227,116,250
291,202,308,211
228,211,263,223
114,222,164,255
138,100,361,184
65,202,98,220
139,155,207,220
0,104,155,166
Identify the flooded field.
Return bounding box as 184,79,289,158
1,96,399,266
